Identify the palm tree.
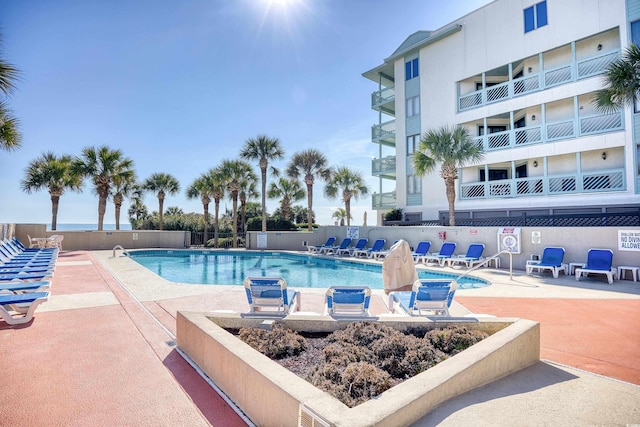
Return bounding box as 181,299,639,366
286,149,332,231
218,159,253,247
268,177,306,222
21,152,83,230
186,173,216,244
332,207,350,226
208,168,226,247
73,146,135,231
239,135,285,232
0,34,21,152
324,166,369,227
142,172,180,231
127,184,147,229
239,171,258,233
413,125,484,226
595,44,640,112
111,168,136,230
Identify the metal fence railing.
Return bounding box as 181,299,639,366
190,231,246,248
383,209,640,227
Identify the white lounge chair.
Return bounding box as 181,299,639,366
243,277,300,316
525,246,567,278
324,286,371,317
575,249,616,284
0,291,49,325
448,243,486,269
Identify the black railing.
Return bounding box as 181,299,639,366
190,231,246,248
384,209,640,227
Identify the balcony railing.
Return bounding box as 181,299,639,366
372,156,396,177
471,111,623,152
371,119,396,145
372,191,396,210
460,168,625,200
371,86,395,111
458,49,618,111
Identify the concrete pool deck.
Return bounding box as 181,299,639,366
1,249,639,426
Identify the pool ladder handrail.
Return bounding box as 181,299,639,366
454,249,514,283
112,245,130,258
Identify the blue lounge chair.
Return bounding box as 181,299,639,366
525,247,567,278
411,241,431,263
575,249,616,284
388,279,457,316
0,271,53,282
0,291,49,325
353,239,386,258
321,238,352,255
373,240,400,260
324,286,371,317
243,277,300,316
448,243,486,269
0,281,51,294
336,238,367,256
420,242,457,266
307,237,336,253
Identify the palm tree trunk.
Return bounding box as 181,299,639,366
115,204,121,230
232,195,238,248
158,197,165,230
98,193,108,231
214,200,220,248
50,195,60,231
261,168,267,232
306,184,313,232
345,198,351,227
445,178,456,226
203,203,209,246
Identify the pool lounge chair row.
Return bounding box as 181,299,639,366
242,276,457,319
0,238,55,325
526,247,617,283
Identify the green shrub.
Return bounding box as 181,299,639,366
246,217,297,231
384,208,403,221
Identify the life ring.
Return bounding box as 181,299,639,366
502,235,517,249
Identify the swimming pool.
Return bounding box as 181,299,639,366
128,250,489,290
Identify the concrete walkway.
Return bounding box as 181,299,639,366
1,250,639,426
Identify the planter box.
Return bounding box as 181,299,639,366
177,312,539,427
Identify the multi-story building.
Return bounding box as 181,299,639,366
364,0,640,224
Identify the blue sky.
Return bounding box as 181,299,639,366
0,0,491,227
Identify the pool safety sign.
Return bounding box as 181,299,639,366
618,230,640,251
257,232,267,249
346,227,360,239
497,227,521,254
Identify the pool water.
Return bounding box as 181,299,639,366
129,250,489,290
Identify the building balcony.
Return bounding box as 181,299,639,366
460,167,625,200
371,86,395,115
371,119,396,146
470,110,623,152
458,49,619,112
372,191,396,210
372,156,396,179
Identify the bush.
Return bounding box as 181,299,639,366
424,326,489,355
384,208,403,221
246,217,297,231
238,323,307,359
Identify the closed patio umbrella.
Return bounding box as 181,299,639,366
382,239,418,294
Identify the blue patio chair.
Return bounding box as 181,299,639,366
0,291,49,325
411,241,431,264
421,242,457,266
337,238,367,256
243,276,300,316
448,243,486,269
353,239,386,258
575,249,615,284
525,246,567,278
324,286,371,317
388,279,457,316
321,237,351,255
307,237,336,254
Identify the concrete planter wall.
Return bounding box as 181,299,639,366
177,312,540,427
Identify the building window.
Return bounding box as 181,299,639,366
407,174,421,194
407,134,419,155
406,96,420,117
405,58,419,81
524,1,547,33
632,20,640,46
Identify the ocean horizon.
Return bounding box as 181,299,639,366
50,223,133,231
